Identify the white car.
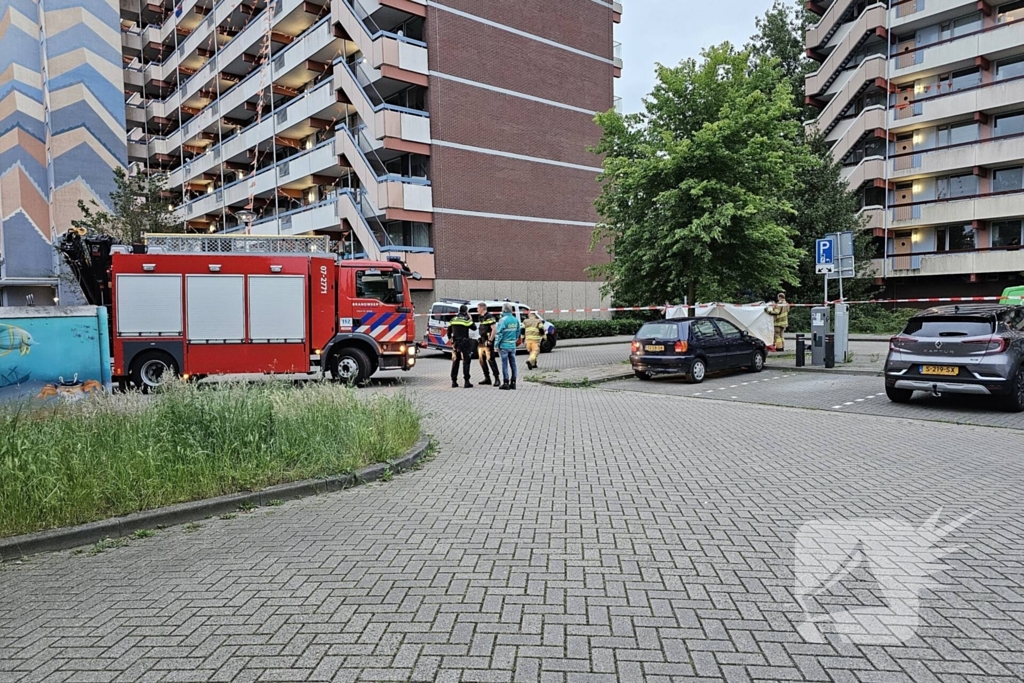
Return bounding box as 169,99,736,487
422,299,557,353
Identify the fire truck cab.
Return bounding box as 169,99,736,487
65,234,418,389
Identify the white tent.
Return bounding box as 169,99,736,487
667,303,777,350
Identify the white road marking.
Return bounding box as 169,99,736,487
831,405,843,409
843,402,854,405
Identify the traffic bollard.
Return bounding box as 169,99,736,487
825,333,835,368
795,334,806,367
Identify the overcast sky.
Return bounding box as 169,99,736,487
615,0,777,114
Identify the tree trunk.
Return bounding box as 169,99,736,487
687,280,696,317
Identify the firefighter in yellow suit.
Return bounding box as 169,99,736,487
523,311,545,370
766,292,790,351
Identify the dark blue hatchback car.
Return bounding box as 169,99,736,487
630,317,767,383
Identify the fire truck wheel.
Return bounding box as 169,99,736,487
129,351,179,393
329,347,371,385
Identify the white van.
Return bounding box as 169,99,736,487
422,299,557,353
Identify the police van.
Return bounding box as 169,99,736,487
422,299,557,354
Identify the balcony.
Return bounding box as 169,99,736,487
337,189,435,280
889,188,1024,228
889,0,976,32
891,133,1024,181
891,17,1024,81
174,137,340,219
841,155,885,190
890,75,1024,132
872,247,1024,277
250,197,342,236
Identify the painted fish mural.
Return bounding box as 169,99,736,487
0,324,37,357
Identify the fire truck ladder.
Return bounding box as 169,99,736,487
144,233,330,254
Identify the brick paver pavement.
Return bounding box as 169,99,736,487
2,352,1024,682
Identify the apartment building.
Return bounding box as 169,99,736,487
0,0,620,313
805,0,1024,298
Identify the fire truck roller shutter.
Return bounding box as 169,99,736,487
186,275,245,342
116,274,182,336
248,275,306,343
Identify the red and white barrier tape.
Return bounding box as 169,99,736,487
412,297,1017,317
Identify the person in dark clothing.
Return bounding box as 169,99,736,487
447,304,476,388
475,302,500,386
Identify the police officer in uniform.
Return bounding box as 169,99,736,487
475,302,500,386
447,304,476,388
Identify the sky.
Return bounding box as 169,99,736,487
615,0,778,114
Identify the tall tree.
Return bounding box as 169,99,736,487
591,44,811,306
72,168,177,244
748,0,812,116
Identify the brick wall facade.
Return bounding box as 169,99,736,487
432,214,600,282
427,0,615,284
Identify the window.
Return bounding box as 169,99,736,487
637,323,680,340
936,225,977,251
993,167,1024,193
952,12,983,35
715,320,744,340
430,303,459,324
356,270,401,304
998,0,1024,23
937,173,978,199
692,320,721,341
1002,308,1024,331
937,121,979,146
995,112,1024,136
933,68,982,95
903,317,995,337
996,55,1024,80
991,219,1024,247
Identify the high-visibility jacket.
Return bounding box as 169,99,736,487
494,313,521,350
523,318,545,342
446,314,475,343
768,302,790,328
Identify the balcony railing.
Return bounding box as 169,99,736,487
613,41,623,68
613,96,622,114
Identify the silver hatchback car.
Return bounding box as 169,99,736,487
884,304,1024,412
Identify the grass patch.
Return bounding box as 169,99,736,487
0,381,421,538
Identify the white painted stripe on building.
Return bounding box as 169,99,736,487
429,71,599,115
426,2,615,65
434,208,597,227
433,140,603,172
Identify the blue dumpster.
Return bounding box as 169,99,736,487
0,306,112,402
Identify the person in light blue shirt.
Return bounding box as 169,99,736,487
493,303,521,390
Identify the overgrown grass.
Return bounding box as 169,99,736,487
0,382,421,538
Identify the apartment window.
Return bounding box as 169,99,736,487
997,0,1024,23
953,12,983,35
991,219,1024,247
937,173,979,199
937,121,980,146
996,55,1024,80
949,67,983,91
935,225,977,251
994,111,1024,136
993,167,1024,193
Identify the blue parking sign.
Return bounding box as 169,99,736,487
816,238,834,265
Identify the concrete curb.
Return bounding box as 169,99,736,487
767,364,883,377
537,371,634,387
0,434,432,562
557,337,633,349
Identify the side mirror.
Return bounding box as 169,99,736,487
740,330,748,337
411,271,422,281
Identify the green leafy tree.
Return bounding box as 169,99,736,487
591,44,810,306
72,167,177,244
748,0,813,116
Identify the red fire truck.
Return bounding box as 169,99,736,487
58,233,419,390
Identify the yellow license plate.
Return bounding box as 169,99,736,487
645,345,664,352
921,365,958,376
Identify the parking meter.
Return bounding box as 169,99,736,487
811,306,830,367
833,303,850,363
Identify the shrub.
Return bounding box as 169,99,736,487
554,318,647,339
787,305,916,335
0,382,421,538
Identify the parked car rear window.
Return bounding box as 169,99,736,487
637,323,681,340
903,316,995,337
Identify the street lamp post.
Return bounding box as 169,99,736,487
234,209,255,235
